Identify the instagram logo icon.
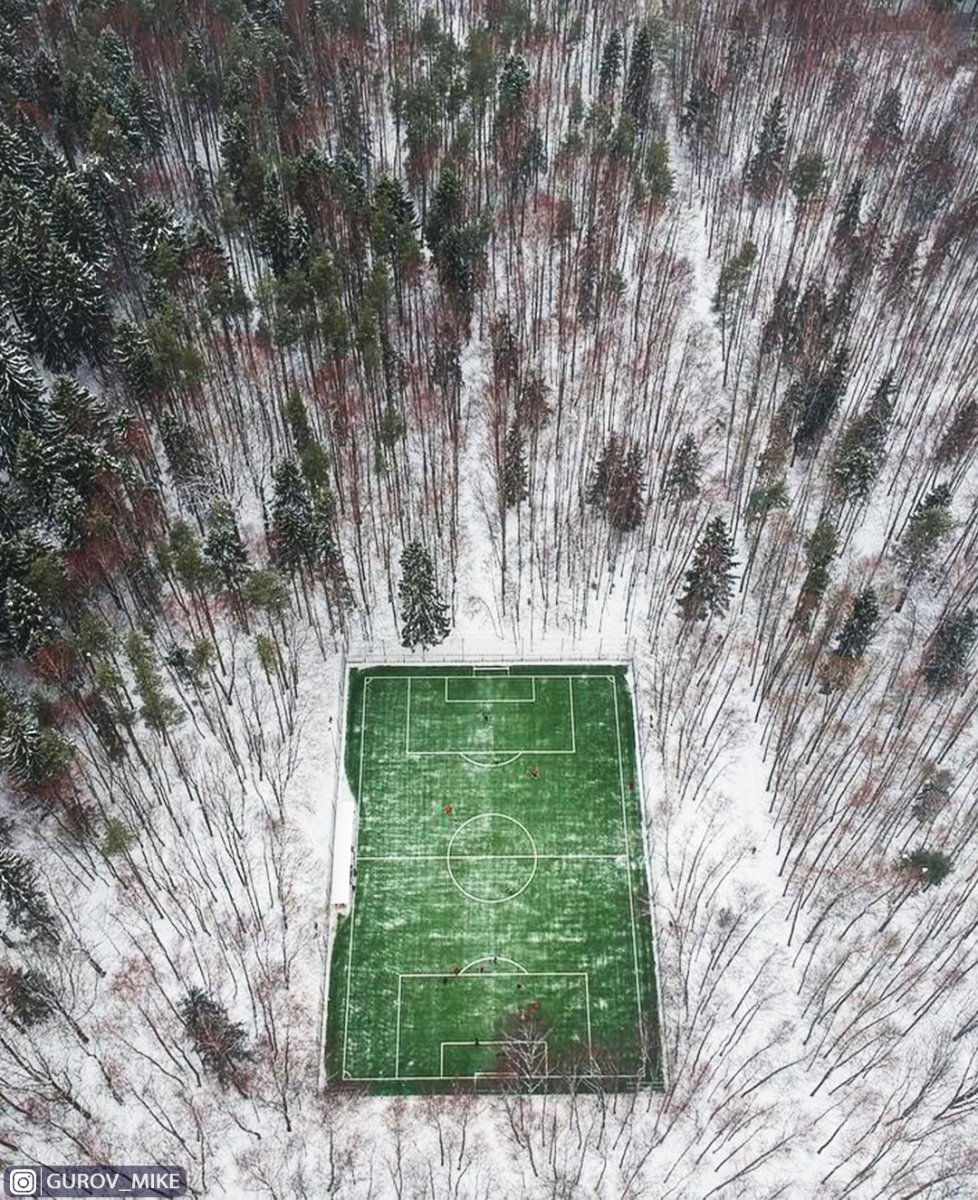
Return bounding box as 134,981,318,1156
3,1167,38,1196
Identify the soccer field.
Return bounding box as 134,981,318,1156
324,664,663,1094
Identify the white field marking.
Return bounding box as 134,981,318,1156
610,676,646,1050
401,674,580,756
584,973,593,1051
396,973,586,1080
446,813,539,904
357,853,619,862
343,1080,643,1089
626,660,669,1089
399,970,588,978
395,974,402,1077
458,751,523,768
471,664,510,675
472,1052,553,1091
460,955,528,973
440,1040,513,1076
410,748,574,756
443,676,536,702
341,676,370,1079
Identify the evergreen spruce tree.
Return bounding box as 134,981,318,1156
789,152,829,207
830,372,896,503
745,94,786,198
867,86,903,155
495,55,531,136
679,517,738,620
665,434,702,501
502,419,528,508
935,399,978,467
895,483,954,606
624,22,656,133
158,412,214,512
792,347,850,456
271,458,318,572
921,609,978,693
834,178,865,250
43,240,113,369
205,498,249,589
586,434,620,510
833,588,880,659
370,175,420,277
680,75,719,140
0,965,56,1028
899,847,953,890
3,579,55,655
0,337,45,469
180,988,251,1086
912,771,952,821
398,540,450,650
598,31,624,101
606,443,645,533
0,847,58,942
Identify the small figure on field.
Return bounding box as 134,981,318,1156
528,766,539,779
444,804,453,815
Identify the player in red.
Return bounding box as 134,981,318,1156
444,803,453,815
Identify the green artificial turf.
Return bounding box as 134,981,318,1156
324,665,662,1094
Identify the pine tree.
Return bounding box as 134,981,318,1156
124,632,184,735
921,609,978,693
665,434,702,501
745,94,786,198
833,588,880,659
205,498,249,589
792,521,839,630
789,152,829,207
502,419,528,508
678,517,738,620
398,540,450,650
598,31,623,101
180,988,251,1086
895,483,954,603
0,965,56,1028
713,240,757,318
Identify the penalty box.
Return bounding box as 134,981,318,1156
395,971,592,1080
405,675,577,755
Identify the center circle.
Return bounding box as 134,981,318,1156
446,812,538,904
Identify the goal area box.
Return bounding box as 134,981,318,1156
323,663,663,1094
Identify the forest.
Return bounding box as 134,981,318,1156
1,0,978,1195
